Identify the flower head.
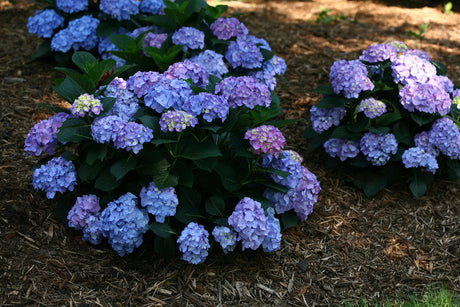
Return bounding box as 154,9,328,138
71,94,103,117
323,138,360,161
82,214,103,245
399,82,451,115
164,60,209,88
261,151,303,189
360,132,398,166
291,166,321,221
51,15,100,52
112,122,154,154
27,9,65,38
126,71,163,98
359,43,398,63
428,117,460,159
212,226,238,254
215,76,271,109
330,59,374,99
358,98,387,118
262,208,282,252
402,147,438,173
244,125,286,157
32,157,77,199
225,36,264,69
182,92,229,122
100,0,139,21
310,106,347,133
142,32,168,51
177,222,210,264
140,182,179,223
67,194,100,229
189,50,229,79
104,77,139,120
139,0,164,14
91,115,125,144
56,0,88,13
172,27,205,51
159,110,198,132
391,54,437,85
144,78,193,113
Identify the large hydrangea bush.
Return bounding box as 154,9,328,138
25,0,321,263
304,41,460,197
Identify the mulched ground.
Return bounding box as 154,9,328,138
0,0,459,306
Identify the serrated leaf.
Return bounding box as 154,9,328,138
72,52,97,74
205,196,225,217
281,210,299,230
95,169,121,192
110,158,137,181
313,83,335,95
178,139,222,160
315,95,349,108
53,77,84,103
56,118,91,143
149,222,175,238
86,144,108,165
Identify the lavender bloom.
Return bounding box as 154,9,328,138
24,112,69,156
310,106,347,133
428,75,454,94
262,208,282,252
405,49,431,61
428,117,460,159
51,15,100,52
82,214,103,245
177,222,210,264
358,98,387,118
228,197,268,251
330,59,374,99
292,166,321,221
140,181,179,223
144,79,193,113
142,32,168,50
210,17,249,40
56,0,88,13
139,0,164,14
100,0,139,21
263,189,293,214
323,138,360,161
67,194,100,229
266,55,287,75
127,71,163,98
402,147,438,173
212,226,238,254
414,131,439,157
91,115,124,144
159,110,198,132
164,60,209,88
360,132,398,166
104,77,139,121
189,50,229,79
215,76,271,109
399,83,451,115
244,125,286,157
225,36,264,69
391,54,437,85
100,193,149,256
359,43,398,63
284,150,303,164
248,69,277,91
70,94,103,117
32,157,77,199
172,27,205,51
183,92,229,122
261,150,303,189
113,122,154,154
27,9,64,38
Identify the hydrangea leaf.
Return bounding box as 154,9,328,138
52,77,85,103
71,51,97,74
178,138,222,160
281,210,299,231
154,236,176,259
205,196,225,217
78,161,103,182
315,95,349,108
56,118,91,143
149,222,175,239
110,158,137,181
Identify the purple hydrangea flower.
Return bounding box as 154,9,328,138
100,0,139,21
330,59,374,99
244,125,286,157
266,55,287,75
210,17,249,40
51,15,100,52
399,83,451,115
263,189,293,215
212,226,238,254
428,117,460,159
177,222,210,264
428,75,454,94
56,0,88,13
360,132,398,166
164,60,209,88
24,112,69,156
104,77,139,120
189,50,229,79
228,197,268,251
172,27,205,51
310,106,347,133
32,157,77,199
248,69,277,91
140,181,179,223
100,193,149,256
291,166,321,221
391,54,437,85
414,131,439,157
27,9,65,38
402,147,438,173
113,122,154,154
67,194,100,229
359,43,398,63
70,94,103,117
215,76,271,109
129,26,154,39
127,71,163,98
82,214,103,245
139,0,164,14
144,78,193,113
323,138,360,161
159,110,198,132
358,98,387,118
284,150,303,164
182,92,229,122
142,32,168,51
405,49,431,61
225,36,264,69
262,208,282,252
261,150,303,189
91,115,124,144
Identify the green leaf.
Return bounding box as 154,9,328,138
410,112,438,126
54,67,95,93
154,236,176,259
392,121,413,146
110,158,137,181
255,178,289,193
420,22,429,35
193,157,218,172
178,138,222,160
137,114,160,130
95,168,121,192
110,34,137,51
86,144,108,165
260,48,274,61
31,39,51,61
175,186,202,224
368,126,391,134
136,15,177,30
205,196,225,217
281,210,300,230
374,111,403,126
214,161,241,191
72,52,97,74
78,162,103,182
313,83,335,95
306,132,330,151
149,222,175,238
87,59,117,85
446,159,460,180
56,118,91,143
53,77,84,103
315,95,349,108
151,158,179,189
353,171,388,197
409,176,427,198
96,21,119,37
100,97,116,115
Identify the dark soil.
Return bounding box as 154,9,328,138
0,0,459,306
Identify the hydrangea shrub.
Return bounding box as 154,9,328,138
304,42,460,197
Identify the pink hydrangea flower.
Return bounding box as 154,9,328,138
244,125,286,157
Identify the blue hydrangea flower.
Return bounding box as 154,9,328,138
359,43,398,63
310,105,347,133
404,49,431,61
127,71,163,98
210,17,248,40
323,138,360,161
100,0,139,21
399,83,451,115
225,36,264,69
27,9,65,38
330,59,374,99
391,54,436,85
189,50,229,79
67,194,100,229
263,189,293,214
56,0,88,13
128,26,154,39
71,94,103,117
159,110,198,132
291,166,321,221
112,121,154,154
51,15,100,52
50,28,74,52
402,147,438,173
215,76,271,109
245,125,286,158
428,117,460,159
181,92,229,121
142,32,168,51
228,197,268,251
177,222,210,264
360,132,398,166
164,60,209,88
144,78,193,113
82,214,103,245
139,0,164,14
266,55,287,75
414,131,439,157
100,193,149,256
261,150,303,189
262,208,282,252
104,77,139,120
91,115,124,144
172,27,205,51
428,75,454,94
212,226,238,254
358,98,387,118
248,69,277,91
140,181,179,223
32,157,77,199
24,112,69,156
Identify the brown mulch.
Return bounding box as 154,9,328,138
0,0,459,306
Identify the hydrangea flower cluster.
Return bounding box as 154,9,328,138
159,110,198,132
358,98,387,118
392,54,437,85
104,77,139,120
359,43,398,63
261,151,304,189
244,125,286,157
56,0,88,14
67,194,100,229
144,79,194,113
262,208,282,252
225,36,264,69
143,32,168,50
140,182,179,223
360,132,398,166
113,121,154,154
82,214,103,245
183,92,229,122
51,15,100,53
323,138,360,161
27,9,65,38
70,94,103,117
139,0,164,15
32,157,77,199
172,27,205,51
212,226,238,254
189,50,229,79
210,17,249,40
399,82,451,115
402,147,438,173
100,0,139,21
330,59,374,99
177,223,210,264
428,117,460,159
310,106,347,133
164,60,209,88
215,76,271,109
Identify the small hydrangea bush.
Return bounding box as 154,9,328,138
26,42,321,262
304,41,460,197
